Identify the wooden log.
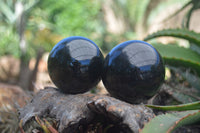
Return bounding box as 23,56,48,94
19,87,154,133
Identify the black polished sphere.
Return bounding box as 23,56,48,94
102,40,165,104
48,36,104,94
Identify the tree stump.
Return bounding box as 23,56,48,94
19,87,154,133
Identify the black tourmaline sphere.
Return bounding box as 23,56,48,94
48,36,104,94
102,40,165,104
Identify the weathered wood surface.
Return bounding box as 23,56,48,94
19,87,154,133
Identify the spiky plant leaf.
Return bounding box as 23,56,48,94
181,72,200,91
164,83,199,104
165,67,200,103
183,6,195,28
146,101,200,111
169,66,200,91
152,43,200,76
162,0,192,23
140,110,200,133
190,43,200,55
172,91,198,103
144,29,200,48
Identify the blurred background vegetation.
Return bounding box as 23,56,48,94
0,0,200,132
1,0,196,91
0,0,199,96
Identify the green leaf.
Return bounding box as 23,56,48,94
162,0,192,22
182,72,200,91
164,83,200,104
24,0,40,15
144,29,200,48
172,91,198,103
152,43,200,76
0,0,16,23
140,110,200,133
169,67,200,91
146,101,200,111
190,43,200,55
183,6,195,28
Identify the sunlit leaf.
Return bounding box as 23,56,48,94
146,101,200,111
140,110,200,133
144,29,200,48
152,43,200,76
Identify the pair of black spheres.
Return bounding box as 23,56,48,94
48,36,165,104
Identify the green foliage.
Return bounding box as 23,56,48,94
0,30,19,57
147,0,190,25
168,67,200,99
147,101,200,111
0,0,16,24
179,69,200,90
181,0,200,28
152,43,200,76
143,1,200,132
162,0,192,24
171,90,199,103
0,0,40,59
0,0,102,58
144,28,200,47
141,110,200,133
110,0,152,32
161,83,200,104
39,0,101,37
127,0,150,25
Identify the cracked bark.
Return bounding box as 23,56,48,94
19,87,154,133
